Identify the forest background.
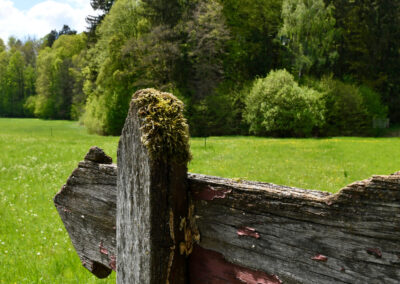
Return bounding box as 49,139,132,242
0,0,398,138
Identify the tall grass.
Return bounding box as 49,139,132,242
0,118,399,282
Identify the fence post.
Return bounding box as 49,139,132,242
117,89,191,283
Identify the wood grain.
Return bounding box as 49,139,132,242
55,150,400,283
116,90,188,284
53,147,116,278
189,173,400,283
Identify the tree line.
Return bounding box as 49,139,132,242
0,0,398,137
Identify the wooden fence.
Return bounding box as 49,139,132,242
54,89,400,283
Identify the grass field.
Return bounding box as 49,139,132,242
1,118,399,283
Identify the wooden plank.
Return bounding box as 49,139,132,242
116,89,190,284
53,147,117,278
55,147,400,283
189,173,400,283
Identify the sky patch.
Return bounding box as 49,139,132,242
0,0,98,41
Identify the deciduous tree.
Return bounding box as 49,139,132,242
279,0,338,78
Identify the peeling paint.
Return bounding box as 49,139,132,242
236,270,282,284
192,185,232,201
237,227,260,239
366,248,382,258
109,255,116,271
99,242,108,255
311,254,328,262
189,245,282,284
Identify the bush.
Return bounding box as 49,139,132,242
358,85,388,120
187,94,240,137
318,78,369,136
187,81,250,137
245,69,325,137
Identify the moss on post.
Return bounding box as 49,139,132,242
132,88,191,165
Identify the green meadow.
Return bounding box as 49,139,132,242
0,118,399,283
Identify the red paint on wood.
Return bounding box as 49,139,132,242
192,185,232,201
189,245,282,284
99,242,108,255
237,227,260,239
366,248,382,258
236,270,282,284
109,255,116,271
311,254,328,262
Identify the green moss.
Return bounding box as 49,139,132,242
133,88,192,165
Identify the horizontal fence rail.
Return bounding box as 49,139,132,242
54,150,400,283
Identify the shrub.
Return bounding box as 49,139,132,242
187,81,250,137
318,78,369,136
245,69,325,137
358,85,388,120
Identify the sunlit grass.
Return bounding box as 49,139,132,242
0,118,118,283
189,136,400,192
0,118,399,282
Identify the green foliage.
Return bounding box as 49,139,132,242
123,24,180,91
0,49,35,117
279,0,338,77
315,77,369,136
141,0,184,26
30,34,87,120
86,0,116,42
5,51,26,116
358,85,388,119
0,38,5,53
7,36,22,51
245,69,324,137
133,89,191,164
184,0,231,99
221,0,283,81
328,0,400,123
188,82,249,137
81,90,108,134
42,25,77,48
2,0,399,135
0,38,40,118
83,0,148,135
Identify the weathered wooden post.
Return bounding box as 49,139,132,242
117,89,191,283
